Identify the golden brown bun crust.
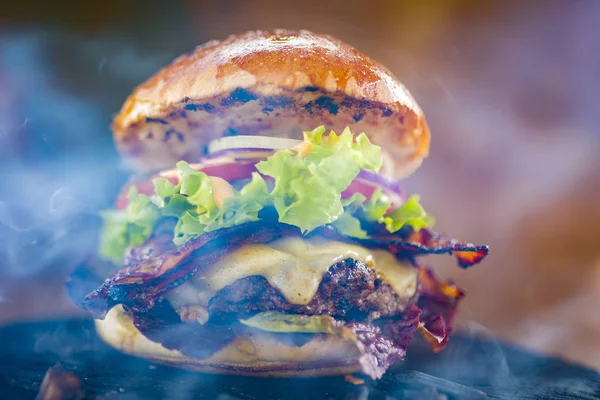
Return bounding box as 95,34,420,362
95,305,361,377
113,30,430,178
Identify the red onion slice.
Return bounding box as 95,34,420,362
350,170,406,206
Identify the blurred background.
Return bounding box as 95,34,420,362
0,0,599,371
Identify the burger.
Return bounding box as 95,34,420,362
68,30,488,379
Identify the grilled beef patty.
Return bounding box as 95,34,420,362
207,258,415,320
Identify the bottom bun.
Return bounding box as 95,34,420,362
95,305,362,377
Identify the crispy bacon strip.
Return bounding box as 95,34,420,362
400,228,488,268
318,225,489,268
416,266,464,351
72,221,487,319
80,222,299,318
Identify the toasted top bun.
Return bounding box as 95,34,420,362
95,305,361,377
113,30,430,178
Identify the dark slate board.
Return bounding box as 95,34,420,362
0,319,598,399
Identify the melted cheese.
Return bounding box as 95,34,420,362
166,237,417,309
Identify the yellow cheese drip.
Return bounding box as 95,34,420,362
167,237,417,308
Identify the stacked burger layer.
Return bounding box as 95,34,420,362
68,30,488,379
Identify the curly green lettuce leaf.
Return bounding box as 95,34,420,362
152,177,180,207
204,172,270,232
382,194,435,232
165,163,272,239
281,174,342,233
256,126,382,233
160,194,194,217
341,193,367,213
173,210,204,246
99,188,160,263
333,189,434,236
331,213,368,239
239,172,271,204
159,163,267,225
305,126,382,180
256,150,342,232
240,311,339,333
330,194,368,238
362,188,391,222
176,161,217,217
